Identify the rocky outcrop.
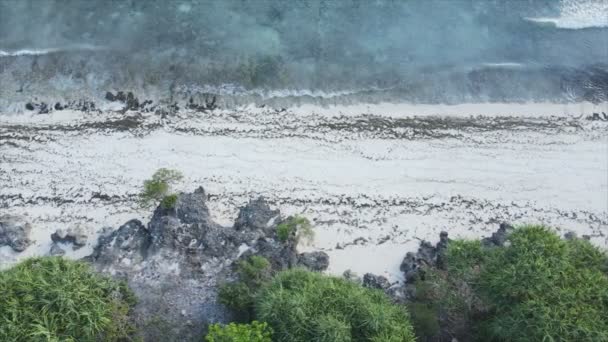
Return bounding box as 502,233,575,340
49,243,66,256
388,224,516,341
481,222,514,247
435,231,450,269
363,273,391,290
400,239,438,283
51,226,88,250
297,251,330,271
0,215,32,252
239,237,297,271
87,220,152,269
391,224,516,300
233,197,280,235
25,99,98,114
86,187,325,341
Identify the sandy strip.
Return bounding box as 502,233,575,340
1,105,607,279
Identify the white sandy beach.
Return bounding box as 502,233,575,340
1,102,607,279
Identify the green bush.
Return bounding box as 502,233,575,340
255,268,415,342
408,267,476,341
219,282,254,314
0,257,135,341
236,255,272,287
475,226,608,341
205,321,272,342
276,216,314,244
410,225,608,341
139,168,183,207
218,256,273,320
161,194,178,209
407,302,440,339
445,239,487,279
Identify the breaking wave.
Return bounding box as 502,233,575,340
525,0,608,29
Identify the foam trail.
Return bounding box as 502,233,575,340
480,63,526,69
525,0,608,29
0,44,105,57
176,84,396,100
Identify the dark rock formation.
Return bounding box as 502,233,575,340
87,220,152,268
481,222,514,247
363,273,390,290
400,239,438,283
104,91,174,114
85,187,323,341
186,95,218,112
24,101,50,114
49,243,66,256
104,91,116,102
394,223,519,303
400,224,514,284
233,197,280,235
0,215,32,252
342,269,362,284
24,99,97,114
51,226,88,250
400,252,417,282
104,91,140,111
390,224,517,341
435,231,450,269
240,237,297,271
297,251,330,271
587,112,608,121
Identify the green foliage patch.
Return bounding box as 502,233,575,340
139,168,183,207
205,321,272,342
219,256,273,321
255,268,415,342
276,215,314,244
475,226,608,341
161,194,178,209
0,257,135,341
414,225,608,342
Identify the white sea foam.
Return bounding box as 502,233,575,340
176,84,393,100
0,44,105,57
525,0,608,29
288,101,608,119
480,62,526,69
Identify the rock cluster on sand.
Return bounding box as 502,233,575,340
0,215,32,252
84,186,328,341
51,225,88,250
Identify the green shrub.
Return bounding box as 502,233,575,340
475,225,608,341
407,302,440,339
408,267,476,341
218,256,273,320
205,321,272,342
276,216,314,244
567,237,608,272
434,226,608,341
0,257,135,341
236,255,272,287
139,168,183,207
411,225,608,341
255,268,415,342
219,282,254,314
445,239,487,279
161,194,178,209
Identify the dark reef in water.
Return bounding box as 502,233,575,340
1,0,608,111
